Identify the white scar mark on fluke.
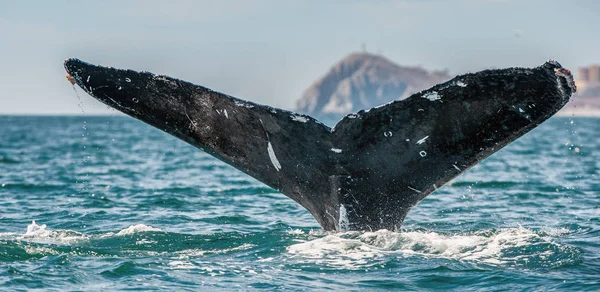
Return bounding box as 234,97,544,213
258,118,281,171
325,209,336,223
215,109,229,118
86,76,90,83
456,80,467,87
453,164,461,171
234,100,255,108
182,108,198,130
416,136,429,145
267,142,281,171
330,148,342,153
422,91,441,101
291,115,308,123
407,186,422,194
338,205,349,231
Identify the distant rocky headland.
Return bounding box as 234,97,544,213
295,53,451,121
295,53,600,120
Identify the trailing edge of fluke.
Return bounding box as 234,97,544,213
64,58,575,231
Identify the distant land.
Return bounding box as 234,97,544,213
295,53,451,120
558,65,600,117
295,53,600,120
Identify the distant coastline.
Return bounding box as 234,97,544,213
557,97,600,117
559,65,600,116
296,53,600,119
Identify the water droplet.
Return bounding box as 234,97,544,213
419,151,427,157
384,131,393,137
132,98,139,103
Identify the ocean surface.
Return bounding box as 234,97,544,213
0,115,598,291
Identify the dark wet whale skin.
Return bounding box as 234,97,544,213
64,59,575,231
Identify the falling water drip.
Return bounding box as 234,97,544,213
67,73,92,198
71,85,86,114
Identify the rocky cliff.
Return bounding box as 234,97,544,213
295,53,451,119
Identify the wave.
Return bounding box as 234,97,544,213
0,155,20,164
0,221,582,271
0,221,163,245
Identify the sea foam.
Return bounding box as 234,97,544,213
287,227,576,269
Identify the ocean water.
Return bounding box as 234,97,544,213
0,115,598,291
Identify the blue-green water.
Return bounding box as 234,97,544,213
0,115,598,291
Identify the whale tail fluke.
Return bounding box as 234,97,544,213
64,58,574,231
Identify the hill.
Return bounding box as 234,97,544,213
295,53,451,120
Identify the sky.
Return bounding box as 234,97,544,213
1,0,599,114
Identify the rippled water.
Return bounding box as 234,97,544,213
0,115,598,290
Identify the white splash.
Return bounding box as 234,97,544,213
20,221,87,244
11,221,166,247
24,220,50,238
416,136,429,145
267,142,282,171
116,224,162,236
224,109,229,118
286,228,571,269
174,243,255,258
339,205,349,231
330,148,343,153
168,261,197,270
287,229,306,235
422,91,441,101
291,115,309,123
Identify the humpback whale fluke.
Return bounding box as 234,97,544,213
64,59,575,231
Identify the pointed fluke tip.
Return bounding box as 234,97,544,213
544,59,576,94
